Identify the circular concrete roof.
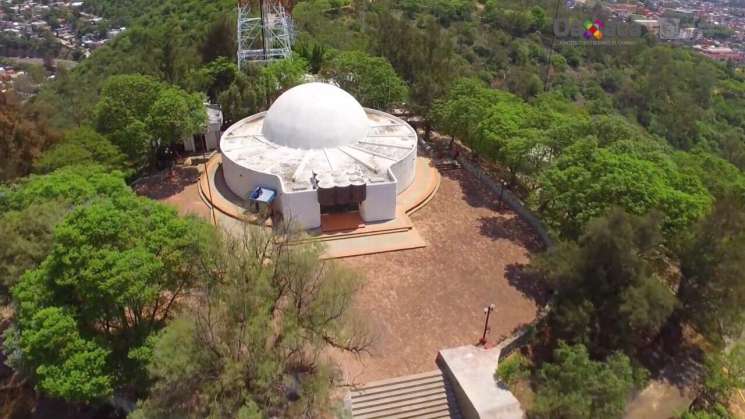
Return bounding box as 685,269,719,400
262,82,370,150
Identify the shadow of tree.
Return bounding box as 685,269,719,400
440,168,502,211
505,263,550,307
638,322,706,391
134,166,200,200
478,215,545,252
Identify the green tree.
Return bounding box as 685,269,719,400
431,78,519,149
257,55,309,105
4,307,113,401
131,224,370,418
532,209,676,355
146,87,206,163
695,343,745,412
0,202,67,298
217,71,262,124
536,139,712,239
94,74,164,166
201,13,236,63
188,57,238,102
8,193,212,401
33,127,128,175
531,342,644,419
94,74,163,132
678,197,745,345
322,50,407,109
2,165,129,212
673,150,745,199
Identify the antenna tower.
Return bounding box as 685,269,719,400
237,0,293,69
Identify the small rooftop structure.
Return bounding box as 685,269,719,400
183,104,223,153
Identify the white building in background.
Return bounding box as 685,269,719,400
184,104,223,152
220,82,418,229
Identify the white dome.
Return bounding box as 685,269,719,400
262,82,370,149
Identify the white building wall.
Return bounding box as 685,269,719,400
183,136,196,152
222,157,283,199
223,157,322,229
279,190,321,229
205,125,220,150
360,182,397,222
390,145,417,194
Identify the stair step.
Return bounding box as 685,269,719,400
351,375,444,400
352,370,443,392
353,392,448,416
352,384,449,410
322,228,426,259
352,381,445,406
292,226,413,244
354,398,452,419
417,411,459,419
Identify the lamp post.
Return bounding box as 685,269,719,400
479,303,496,346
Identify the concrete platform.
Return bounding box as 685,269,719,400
198,154,440,259
437,346,523,419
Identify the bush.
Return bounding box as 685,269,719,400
495,352,530,386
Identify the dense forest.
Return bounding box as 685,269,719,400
2,0,745,417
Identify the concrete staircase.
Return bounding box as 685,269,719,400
348,370,462,419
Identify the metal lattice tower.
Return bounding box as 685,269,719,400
237,0,293,69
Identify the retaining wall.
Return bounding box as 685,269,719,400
456,157,553,249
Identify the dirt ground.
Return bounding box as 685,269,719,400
136,164,547,385
133,166,211,220
333,168,546,384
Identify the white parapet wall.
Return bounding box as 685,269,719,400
222,156,283,199
437,345,524,419
360,181,397,223
390,143,417,194
280,189,322,229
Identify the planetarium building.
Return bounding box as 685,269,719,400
220,82,418,229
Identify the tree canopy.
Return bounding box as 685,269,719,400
131,225,369,418
94,74,205,169
6,193,212,401
33,127,128,175
678,197,745,345
537,139,712,239
322,50,408,109
531,209,676,356
531,342,644,419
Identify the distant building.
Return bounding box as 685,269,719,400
606,3,641,18
633,19,660,35
694,45,745,62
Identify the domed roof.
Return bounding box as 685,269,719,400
262,82,370,150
